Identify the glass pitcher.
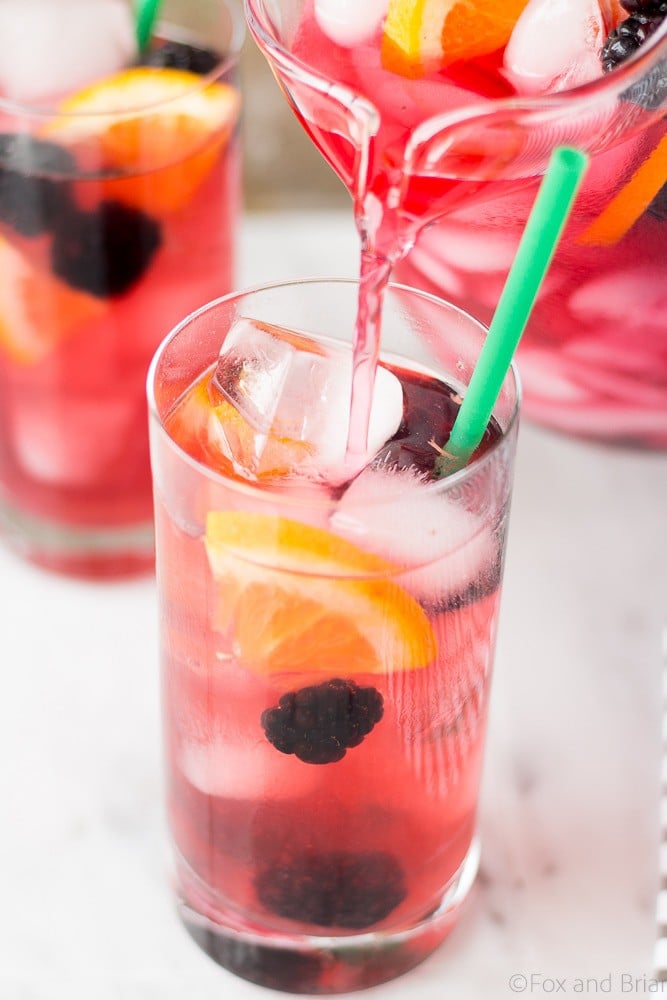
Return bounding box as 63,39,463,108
246,0,666,448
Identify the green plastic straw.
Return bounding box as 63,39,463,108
436,146,588,477
134,0,163,52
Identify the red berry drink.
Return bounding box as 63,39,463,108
0,0,243,576
247,0,667,448
148,279,519,993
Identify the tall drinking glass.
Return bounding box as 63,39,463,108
148,278,519,993
0,0,243,577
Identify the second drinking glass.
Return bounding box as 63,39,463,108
0,0,244,576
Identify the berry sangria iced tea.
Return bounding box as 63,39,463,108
148,279,519,993
248,0,667,447
0,0,243,576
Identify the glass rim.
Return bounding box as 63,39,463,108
0,0,245,119
244,0,667,123
147,276,522,510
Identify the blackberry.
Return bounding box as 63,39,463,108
261,678,384,765
373,365,501,481
621,0,666,11
139,40,221,76
51,200,162,298
0,135,75,236
601,6,667,72
255,850,406,930
648,181,667,219
183,924,324,992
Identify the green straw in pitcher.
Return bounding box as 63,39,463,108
134,0,164,53
435,146,589,478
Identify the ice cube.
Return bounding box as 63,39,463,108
406,241,466,298
180,737,319,801
504,0,608,94
568,266,666,329
331,466,495,603
0,0,136,104
211,318,404,483
314,0,387,47
515,347,592,403
212,318,295,434
11,394,140,486
418,220,519,274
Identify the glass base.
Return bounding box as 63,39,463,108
178,839,480,994
0,499,155,579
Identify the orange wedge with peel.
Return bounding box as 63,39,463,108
578,133,667,246
0,236,105,365
205,512,437,676
46,68,240,216
382,0,531,77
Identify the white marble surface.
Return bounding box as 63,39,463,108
1,212,665,999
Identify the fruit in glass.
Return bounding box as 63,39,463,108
0,0,243,576
246,0,667,448
148,278,519,993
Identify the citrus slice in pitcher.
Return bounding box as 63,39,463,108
205,511,436,676
382,0,531,76
578,134,667,245
46,68,240,215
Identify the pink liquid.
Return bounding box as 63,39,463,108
281,4,667,450
399,145,667,446
157,354,506,991
0,48,240,576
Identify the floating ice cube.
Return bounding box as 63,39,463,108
331,466,495,603
407,242,466,298
568,266,666,328
211,318,404,483
418,221,520,274
11,394,139,486
212,318,294,434
314,0,387,47
0,0,136,104
504,0,609,94
387,646,489,798
180,737,319,800
515,347,592,403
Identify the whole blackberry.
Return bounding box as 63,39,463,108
139,40,221,76
0,135,75,236
51,200,162,298
601,5,667,72
261,678,384,765
255,850,406,930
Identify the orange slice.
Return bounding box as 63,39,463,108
0,236,105,365
382,0,531,77
47,68,240,215
205,512,437,676
578,134,667,246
